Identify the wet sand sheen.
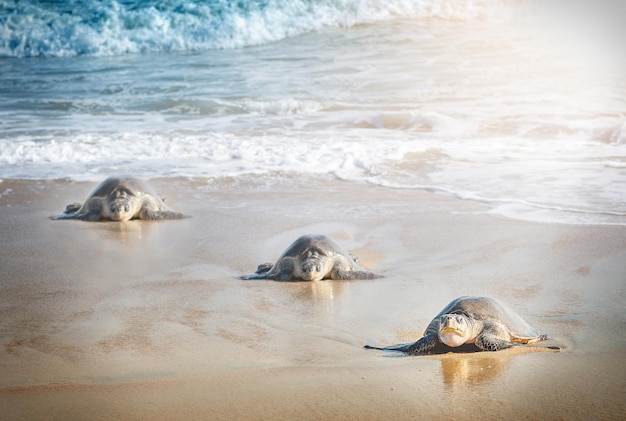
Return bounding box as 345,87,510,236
0,177,624,419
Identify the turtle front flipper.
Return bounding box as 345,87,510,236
331,257,381,280
475,333,515,352
138,196,185,220
333,269,381,280
472,321,516,352
141,210,185,220
64,202,82,214
239,272,272,280
405,333,439,354
364,342,414,352
255,262,274,274
239,259,294,281
239,262,277,280
364,333,438,355
271,258,296,281
73,198,103,221
139,198,185,220
50,202,84,220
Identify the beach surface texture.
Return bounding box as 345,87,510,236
0,177,624,419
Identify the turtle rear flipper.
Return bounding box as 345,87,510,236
517,334,560,351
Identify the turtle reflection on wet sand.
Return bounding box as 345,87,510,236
365,296,560,354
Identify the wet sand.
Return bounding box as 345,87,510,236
0,176,624,420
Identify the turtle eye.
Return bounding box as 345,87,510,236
456,315,464,323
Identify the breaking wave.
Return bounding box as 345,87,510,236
1,0,529,58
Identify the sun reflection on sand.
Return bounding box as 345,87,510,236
291,279,350,303
434,344,561,387
439,354,506,387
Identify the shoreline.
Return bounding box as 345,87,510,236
0,176,624,419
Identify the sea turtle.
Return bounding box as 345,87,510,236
365,296,558,354
51,176,186,221
240,234,381,281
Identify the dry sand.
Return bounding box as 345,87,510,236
0,176,624,420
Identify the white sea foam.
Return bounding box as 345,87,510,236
0,131,406,179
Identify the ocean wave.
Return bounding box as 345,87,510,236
2,128,624,226
0,131,410,179
0,0,530,58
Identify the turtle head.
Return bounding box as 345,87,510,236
438,312,473,347
300,248,328,281
107,189,134,221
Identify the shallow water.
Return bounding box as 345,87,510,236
1,1,625,225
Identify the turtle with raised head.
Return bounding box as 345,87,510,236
240,234,380,281
365,296,558,354
51,176,186,221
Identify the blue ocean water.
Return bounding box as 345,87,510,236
1,0,519,58
0,0,625,225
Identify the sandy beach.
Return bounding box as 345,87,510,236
0,176,624,420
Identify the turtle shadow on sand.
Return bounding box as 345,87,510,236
50,176,187,222
240,234,382,282
365,296,561,355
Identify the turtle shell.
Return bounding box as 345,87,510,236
424,296,541,341
271,234,360,268
84,176,162,204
